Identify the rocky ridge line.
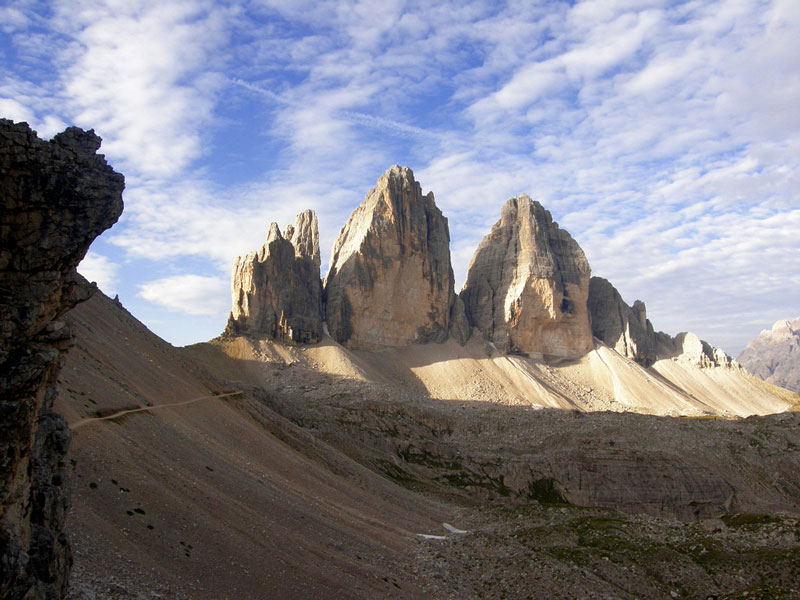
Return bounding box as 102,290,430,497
0,119,124,599
588,276,738,368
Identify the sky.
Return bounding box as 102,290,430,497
2,0,798,356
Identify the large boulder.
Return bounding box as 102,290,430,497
0,120,124,599
324,166,456,349
461,195,593,359
225,210,323,344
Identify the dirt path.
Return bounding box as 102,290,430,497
70,391,242,430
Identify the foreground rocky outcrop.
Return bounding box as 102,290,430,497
324,166,458,349
738,317,800,393
0,119,123,599
588,277,738,369
225,210,323,344
461,195,593,359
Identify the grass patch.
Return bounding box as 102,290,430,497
722,514,781,528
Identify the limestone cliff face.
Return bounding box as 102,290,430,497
461,196,593,359
588,276,737,369
225,210,323,344
588,277,657,366
0,120,124,599
738,318,800,393
669,332,738,369
324,166,456,349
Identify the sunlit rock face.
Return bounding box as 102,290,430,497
324,166,456,349
461,195,593,359
226,210,323,344
0,119,124,599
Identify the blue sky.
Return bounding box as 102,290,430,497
2,0,798,355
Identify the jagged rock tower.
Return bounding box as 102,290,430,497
324,166,460,349
226,210,323,344
461,195,593,359
0,120,124,599
587,276,738,369
587,276,658,366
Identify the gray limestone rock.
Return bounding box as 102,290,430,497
225,210,323,344
588,276,658,366
324,166,456,349
460,195,593,359
737,318,800,392
587,276,738,369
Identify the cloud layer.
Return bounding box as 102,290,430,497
3,0,798,352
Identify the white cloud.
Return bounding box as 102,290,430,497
51,0,232,179
77,251,120,296
137,274,229,316
0,98,35,124
4,0,797,355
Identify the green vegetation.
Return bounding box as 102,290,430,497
722,513,780,528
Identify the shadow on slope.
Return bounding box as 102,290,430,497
57,293,452,600
57,293,800,599
188,334,800,523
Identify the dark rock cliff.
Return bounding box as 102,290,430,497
0,119,124,599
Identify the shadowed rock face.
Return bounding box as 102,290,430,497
461,196,593,359
588,276,738,369
0,119,124,599
324,166,456,349
226,210,323,344
738,318,800,393
588,276,658,367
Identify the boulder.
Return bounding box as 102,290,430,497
225,210,323,344
324,166,456,349
0,120,124,599
461,195,593,359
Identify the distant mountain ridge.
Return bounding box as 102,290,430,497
738,318,800,393
228,165,739,373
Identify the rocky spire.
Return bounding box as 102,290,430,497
588,276,738,369
226,210,323,344
587,276,658,366
324,166,459,349
460,195,593,359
